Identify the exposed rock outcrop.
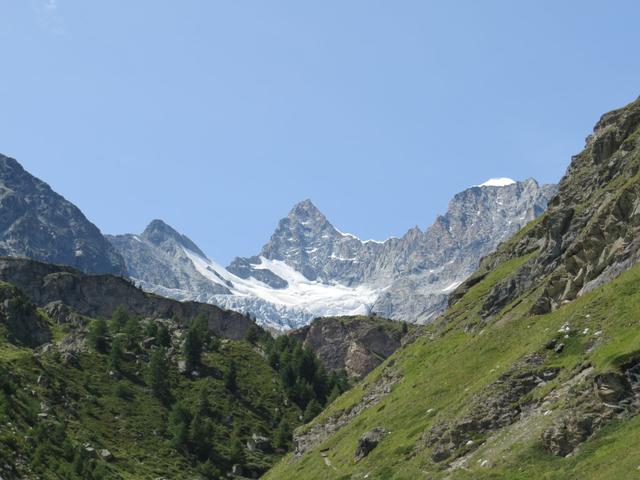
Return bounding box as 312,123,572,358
355,427,388,462
0,282,51,347
0,257,256,340
288,315,407,379
452,98,640,321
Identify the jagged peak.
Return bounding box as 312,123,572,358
288,199,326,219
141,219,207,258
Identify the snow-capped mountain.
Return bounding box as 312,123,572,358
108,178,557,329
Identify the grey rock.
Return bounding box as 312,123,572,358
289,316,406,379
0,154,126,276
354,427,387,462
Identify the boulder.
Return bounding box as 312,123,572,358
594,372,631,403
355,427,387,462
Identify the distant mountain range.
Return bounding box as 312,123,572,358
108,179,556,329
0,153,556,329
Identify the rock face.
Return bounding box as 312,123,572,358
110,180,555,329
453,97,640,321
288,316,406,379
0,282,51,347
106,219,231,301
0,257,255,340
0,154,126,276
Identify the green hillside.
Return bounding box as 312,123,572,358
0,278,351,479
265,98,640,479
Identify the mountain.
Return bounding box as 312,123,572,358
0,154,127,276
110,179,556,329
106,219,232,301
265,97,640,479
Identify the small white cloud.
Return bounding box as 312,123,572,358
35,0,66,35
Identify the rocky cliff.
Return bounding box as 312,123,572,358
288,316,409,380
0,154,127,276
0,257,254,340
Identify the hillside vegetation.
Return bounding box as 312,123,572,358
265,98,640,479
0,278,347,479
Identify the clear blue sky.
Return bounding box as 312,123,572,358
1,1,638,264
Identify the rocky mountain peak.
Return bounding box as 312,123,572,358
0,153,127,276
288,198,327,221
141,219,207,258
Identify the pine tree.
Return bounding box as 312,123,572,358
110,306,129,333
147,348,170,402
88,319,109,353
275,418,291,449
157,324,171,347
326,384,341,404
144,320,158,338
183,328,202,372
192,314,209,348
123,315,141,350
303,398,322,422
109,336,124,372
168,400,192,452
224,360,238,392
229,424,245,465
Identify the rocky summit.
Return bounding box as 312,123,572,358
0,154,126,276
110,179,556,329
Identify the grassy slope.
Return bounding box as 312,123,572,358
0,316,300,479
266,248,640,479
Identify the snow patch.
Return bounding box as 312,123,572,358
476,178,516,187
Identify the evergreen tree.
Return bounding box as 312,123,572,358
244,324,260,344
109,336,124,372
110,306,129,333
183,328,202,372
147,348,170,402
88,319,109,353
144,320,158,339
189,415,215,460
192,314,209,348
168,401,192,452
157,324,171,347
326,384,341,404
275,418,291,449
224,360,238,392
123,315,141,350
401,321,409,335
303,398,322,422
229,424,245,465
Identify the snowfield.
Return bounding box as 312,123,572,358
184,249,380,330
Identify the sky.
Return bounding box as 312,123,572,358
0,1,639,264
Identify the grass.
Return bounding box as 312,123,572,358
266,256,640,479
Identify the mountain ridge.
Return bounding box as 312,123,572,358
109,179,556,328
0,154,127,276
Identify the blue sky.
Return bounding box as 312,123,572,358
0,1,639,264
